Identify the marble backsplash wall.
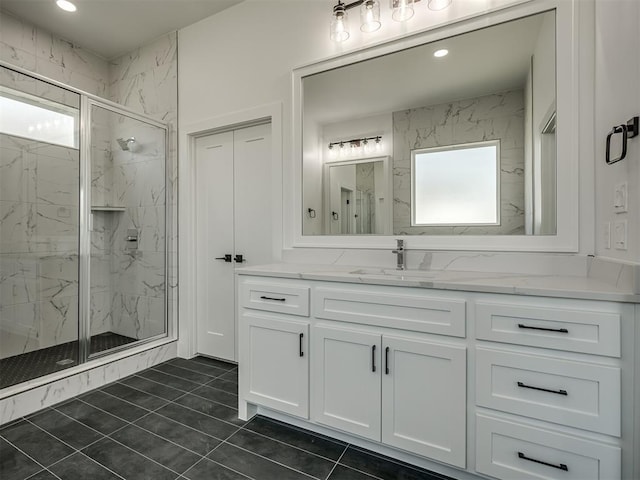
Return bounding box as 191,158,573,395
0,133,79,359
393,89,525,235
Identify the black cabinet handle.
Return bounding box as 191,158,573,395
517,381,567,396
234,254,245,263
299,333,304,357
518,452,568,471
371,345,376,372
518,323,568,334
385,346,390,375
260,296,286,302
215,254,232,262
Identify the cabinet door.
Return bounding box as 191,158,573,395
241,313,309,418
382,336,466,468
313,325,381,441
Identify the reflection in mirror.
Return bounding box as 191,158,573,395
324,156,392,235
302,11,556,236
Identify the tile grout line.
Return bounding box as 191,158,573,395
210,434,321,480
165,359,235,378
324,444,350,480
152,362,231,382
237,421,349,465
0,433,61,479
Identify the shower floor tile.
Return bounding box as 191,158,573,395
0,356,455,480
0,332,136,389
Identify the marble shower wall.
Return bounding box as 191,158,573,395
0,133,79,359
0,11,108,97
393,89,525,235
106,115,166,340
1,14,177,356
107,33,177,341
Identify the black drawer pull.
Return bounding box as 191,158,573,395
518,323,569,334
517,381,568,396
372,345,376,373
299,333,304,357
260,296,286,302
518,452,568,471
385,346,390,375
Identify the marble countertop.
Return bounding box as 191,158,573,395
236,263,640,303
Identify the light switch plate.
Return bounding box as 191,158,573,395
614,182,628,213
614,220,627,250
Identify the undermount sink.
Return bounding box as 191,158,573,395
348,268,439,280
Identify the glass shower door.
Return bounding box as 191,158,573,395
0,66,80,388
88,104,167,356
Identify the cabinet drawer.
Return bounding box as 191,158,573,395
475,302,620,357
476,414,621,480
314,287,466,337
240,280,310,316
476,347,620,436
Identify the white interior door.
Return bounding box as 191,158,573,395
194,123,272,362
195,131,235,360
233,123,273,268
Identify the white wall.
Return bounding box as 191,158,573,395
178,0,530,247
594,0,640,263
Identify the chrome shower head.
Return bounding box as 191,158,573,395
116,137,136,151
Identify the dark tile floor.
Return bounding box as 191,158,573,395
0,356,453,480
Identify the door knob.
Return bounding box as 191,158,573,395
234,254,245,263
215,254,232,262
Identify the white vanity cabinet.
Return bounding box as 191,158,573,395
237,272,638,480
312,325,466,467
238,280,310,418
473,298,626,480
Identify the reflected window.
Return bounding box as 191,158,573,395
411,140,500,225
0,86,79,148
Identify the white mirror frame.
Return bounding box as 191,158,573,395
292,0,589,252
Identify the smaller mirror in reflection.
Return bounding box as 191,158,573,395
325,156,393,235
302,10,556,236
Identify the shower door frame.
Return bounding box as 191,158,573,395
0,61,172,380
81,98,171,362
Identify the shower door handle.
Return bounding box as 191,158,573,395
215,254,232,262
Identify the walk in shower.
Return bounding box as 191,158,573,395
0,65,168,389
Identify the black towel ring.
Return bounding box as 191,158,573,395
606,116,639,165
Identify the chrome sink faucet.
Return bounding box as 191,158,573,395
392,239,406,270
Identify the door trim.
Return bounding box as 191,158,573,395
178,103,283,358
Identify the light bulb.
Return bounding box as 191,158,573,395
360,0,381,33
428,0,452,11
391,0,414,22
433,49,449,57
330,4,350,42
56,0,77,12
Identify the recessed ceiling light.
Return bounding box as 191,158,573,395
433,49,449,58
56,0,77,12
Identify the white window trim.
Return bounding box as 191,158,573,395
410,140,501,227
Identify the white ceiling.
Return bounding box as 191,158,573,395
0,0,244,60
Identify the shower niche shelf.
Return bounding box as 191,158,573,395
91,206,126,212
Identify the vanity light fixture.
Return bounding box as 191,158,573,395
331,0,451,42
433,48,449,57
427,0,451,10
391,0,415,22
328,136,382,157
56,0,77,12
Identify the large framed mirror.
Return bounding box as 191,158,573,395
293,0,581,251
